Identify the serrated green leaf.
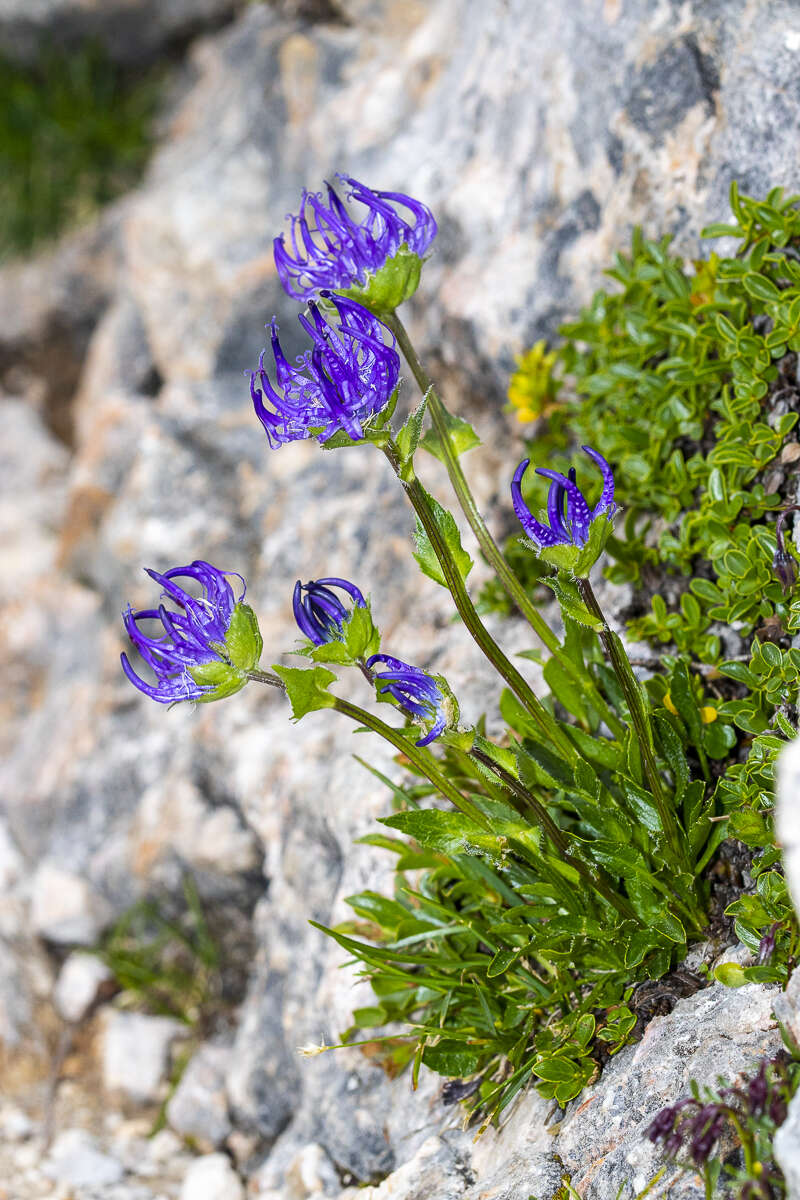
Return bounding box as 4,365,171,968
543,573,604,630
487,948,521,977
395,390,429,465
420,408,481,462
412,491,473,587
343,603,381,659
380,809,486,855
272,663,337,719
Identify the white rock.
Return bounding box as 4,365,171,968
0,1104,33,1140
43,1128,124,1187
774,1088,800,1195
148,1128,186,1164
102,1010,185,1102
167,1042,232,1148
53,951,113,1022
285,1143,340,1198
30,861,111,945
180,1153,245,1200
777,739,800,919
0,819,24,891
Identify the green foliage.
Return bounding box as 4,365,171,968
273,663,337,718
97,875,220,1026
412,491,474,586
323,186,800,1123
0,41,162,259
419,408,481,463
498,183,800,962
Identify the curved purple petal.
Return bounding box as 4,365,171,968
511,459,569,547
366,653,448,746
581,445,616,518
536,468,593,546
293,577,367,645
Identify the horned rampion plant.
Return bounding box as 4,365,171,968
122,179,800,1129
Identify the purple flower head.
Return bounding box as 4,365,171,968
293,577,366,646
773,507,799,592
274,175,437,302
747,1060,769,1117
687,1104,726,1165
366,653,449,747
512,446,616,549
250,294,400,448
121,560,249,704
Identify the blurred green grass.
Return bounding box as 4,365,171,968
0,42,163,260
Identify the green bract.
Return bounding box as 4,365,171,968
188,601,263,703
337,245,424,314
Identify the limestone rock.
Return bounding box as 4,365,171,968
167,1042,233,1150
181,1153,245,1200
2,3,800,1200
102,1010,185,1102
53,950,114,1023
0,0,243,66
43,1128,125,1188
30,860,112,945
777,737,800,920
774,1090,800,1198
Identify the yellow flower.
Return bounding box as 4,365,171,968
663,692,717,723
507,341,560,423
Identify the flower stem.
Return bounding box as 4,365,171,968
380,440,576,761
245,667,288,688
330,695,488,826
575,577,691,874
383,308,624,739
469,745,637,922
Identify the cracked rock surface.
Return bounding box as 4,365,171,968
3,1,800,1197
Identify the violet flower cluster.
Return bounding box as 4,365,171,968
250,294,400,447
291,576,448,747
121,561,245,703
648,1054,794,1196
511,445,615,549
366,653,448,747
274,174,437,301
293,577,366,645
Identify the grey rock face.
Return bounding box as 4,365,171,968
0,0,243,65
3,2,800,1199
775,1090,800,1199
168,1042,233,1150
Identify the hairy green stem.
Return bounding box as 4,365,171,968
380,440,576,760
246,667,288,688
330,695,488,825
575,577,691,873
383,308,624,739
469,746,637,922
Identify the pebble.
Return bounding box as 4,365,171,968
43,1128,125,1187
102,1010,185,1102
167,1042,232,1149
53,951,114,1022
180,1153,245,1200
30,862,111,945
